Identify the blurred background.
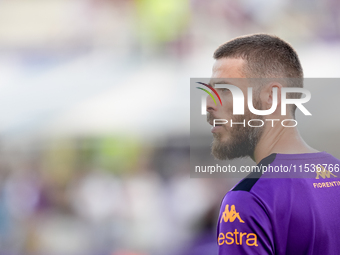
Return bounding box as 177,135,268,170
0,0,340,254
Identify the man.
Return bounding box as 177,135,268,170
207,34,340,254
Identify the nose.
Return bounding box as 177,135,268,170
206,94,218,113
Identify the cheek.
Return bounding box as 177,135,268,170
222,102,234,117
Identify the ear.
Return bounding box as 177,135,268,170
262,83,282,112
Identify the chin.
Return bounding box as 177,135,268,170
213,132,230,144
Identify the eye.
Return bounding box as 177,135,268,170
218,88,229,93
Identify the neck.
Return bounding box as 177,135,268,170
253,123,318,164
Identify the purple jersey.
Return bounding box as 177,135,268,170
217,152,340,254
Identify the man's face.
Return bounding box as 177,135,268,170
207,58,264,160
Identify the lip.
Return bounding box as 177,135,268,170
211,125,223,133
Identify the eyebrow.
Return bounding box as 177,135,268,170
209,80,234,87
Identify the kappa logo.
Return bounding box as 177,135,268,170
220,204,245,224
316,166,337,179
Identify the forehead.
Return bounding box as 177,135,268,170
211,58,246,79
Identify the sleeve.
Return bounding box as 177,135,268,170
217,190,274,255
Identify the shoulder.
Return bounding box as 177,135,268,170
231,153,277,192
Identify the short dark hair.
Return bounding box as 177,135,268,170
214,33,303,116
214,34,303,79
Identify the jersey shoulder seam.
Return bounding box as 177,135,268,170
231,153,277,192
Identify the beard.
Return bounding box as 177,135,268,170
207,101,264,160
